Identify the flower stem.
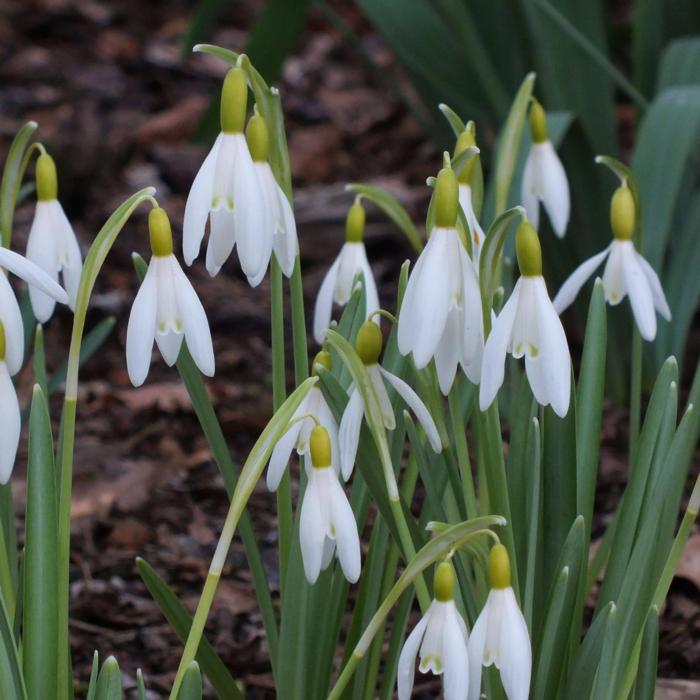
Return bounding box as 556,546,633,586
629,326,642,462
448,387,478,519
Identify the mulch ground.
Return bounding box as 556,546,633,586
0,0,698,697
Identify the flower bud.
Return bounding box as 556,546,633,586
434,561,456,602
149,207,174,258
355,320,382,365
310,425,332,468
529,100,548,144
220,67,248,134
36,153,57,202
311,349,332,376
0,322,5,362
454,128,477,184
346,201,366,243
610,185,635,241
516,221,542,277
246,113,269,163
488,543,511,590
434,167,459,228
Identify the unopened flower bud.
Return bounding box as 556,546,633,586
245,114,269,163
488,543,511,590
149,207,174,258
434,560,456,602
516,221,542,277
610,185,635,241
220,67,248,134
529,100,548,144
310,425,332,468
345,201,366,243
355,320,382,365
311,349,332,376
36,153,57,202
434,167,459,228
454,128,477,184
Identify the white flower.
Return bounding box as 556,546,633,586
553,184,670,341
458,183,485,269
0,323,20,485
397,562,469,700
0,245,69,376
127,208,214,387
468,545,531,700
313,201,379,344
479,222,571,417
339,322,441,479
267,352,340,490
300,425,361,584
183,69,273,285
521,102,569,238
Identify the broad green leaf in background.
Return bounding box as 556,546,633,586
657,37,700,90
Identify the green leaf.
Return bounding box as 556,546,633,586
23,386,58,700
634,0,666,95
0,121,37,247
438,103,465,136
177,662,203,700
136,670,146,700
86,652,99,700
0,591,25,700
657,36,700,90
94,657,121,700
137,558,243,700
633,607,659,700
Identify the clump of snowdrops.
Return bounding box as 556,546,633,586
0,45,698,700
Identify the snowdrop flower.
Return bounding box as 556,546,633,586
300,425,361,584
553,183,670,341
266,350,340,490
397,561,469,700
521,100,570,238
455,128,485,268
183,67,272,284
340,321,442,479
397,167,483,394
0,323,20,484
26,152,82,322
0,245,68,376
479,221,571,417
126,207,215,387
468,544,531,700
313,200,379,344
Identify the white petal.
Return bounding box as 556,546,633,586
459,184,485,267
56,202,83,312
622,245,657,341
126,262,158,387
379,366,441,452
552,246,610,314
369,363,395,430
520,149,540,232
536,141,570,237
26,202,59,322
0,245,68,305
272,182,298,277
0,363,20,484
183,134,222,265
434,309,461,396
320,536,336,572
397,608,431,700
356,245,380,322
313,255,341,344
497,589,532,700
467,596,490,700
172,258,215,377
328,472,361,582
335,243,361,304
155,329,183,366
299,474,326,584
460,249,484,370
206,208,236,277
266,409,305,492
479,280,521,412
338,387,363,481
0,275,24,376
602,241,627,305
442,605,470,700
637,253,671,321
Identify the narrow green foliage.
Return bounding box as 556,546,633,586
177,662,203,700
94,657,121,700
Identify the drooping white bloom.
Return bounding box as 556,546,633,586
183,68,274,285
300,425,361,584
480,222,571,418
521,101,569,238
553,184,670,341
339,322,441,479
0,322,20,485
398,562,469,700
267,351,340,490
0,246,69,376
127,208,214,387
458,183,485,268
26,152,82,322
468,545,531,700
397,169,483,395
313,201,379,344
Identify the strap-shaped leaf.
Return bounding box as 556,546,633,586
438,103,465,136
94,657,121,700
0,591,25,700
657,37,700,90
176,662,203,700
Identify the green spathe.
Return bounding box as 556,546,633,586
434,167,459,228
310,425,332,468
488,543,511,590
346,201,366,243
529,100,548,144
220,67,248,134
434,561,456,602
355,320,383,365
246,114,269,163
36,152,57,202
611,185,635,241
149,207,174,257
454,128,477,184
516,221,542,277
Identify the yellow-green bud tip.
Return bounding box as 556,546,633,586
434,561,455,602
454,129,477,184
516,221,542,277
310,425,332,468
434,167,459,228
311,350,332,376
610,185,635,241
346,201,366,243
529,100,548,143
0,322,5,362
220,67,248,134
355,321,382,365
488,544,511,589
246,114,269,162
149,207,174,257
36,153,58,202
